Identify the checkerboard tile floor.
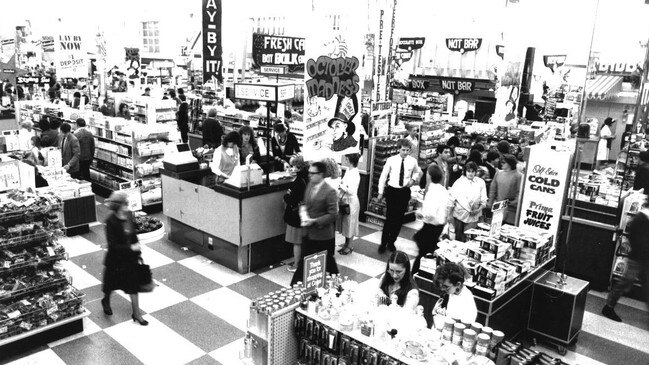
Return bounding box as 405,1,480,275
3,201,648,365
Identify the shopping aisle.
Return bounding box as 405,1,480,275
3,203,648,365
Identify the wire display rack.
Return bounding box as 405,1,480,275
248,302,300,365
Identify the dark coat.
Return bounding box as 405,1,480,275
283,170,308,227
40,129,60,148
303,181,338,241
633,162,649,195
271,133,300,170
202,117,224,148
60,132,80,173
103,212,140,294
74,128,95,162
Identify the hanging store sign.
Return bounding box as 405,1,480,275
55,34,88,78
518,145,571,241
496,45,505,59
260,65,288,75
596,61,641,76
394,49,413,64
543,55,566,71
397,37,425,51
251,33,305,73
234,83,295,102
202,0,223,83
446,38,482,54
2,69,14,74
16,75,52,85
305,56,360,101
439,77,475,94
41,36,55,52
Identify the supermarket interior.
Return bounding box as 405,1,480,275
0,0,648,364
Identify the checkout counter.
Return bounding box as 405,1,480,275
161,151,295,273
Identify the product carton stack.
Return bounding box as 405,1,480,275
424,225,555,300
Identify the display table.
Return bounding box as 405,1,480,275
415,258,556,341
161,168,293,273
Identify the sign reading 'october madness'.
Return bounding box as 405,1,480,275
252,33,305,73
202,0,222,83
305,56,360,101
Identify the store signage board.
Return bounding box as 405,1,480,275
398,37,425,51
202,0,223,83
446,38,482,54
439,77,475,94
0,161,21,192
16,76,51,85
55,34,88,78
234,83,294,102
252,33,305,73
496,45,505,59
119,181,143,212
303,250,327,294
490,200,508,236
2,69,14,74
260,65,288,75
543,55,566,71
518,145,571,241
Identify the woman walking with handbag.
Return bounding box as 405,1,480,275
284,156,310,272
101,191,149,326
337,153,360,255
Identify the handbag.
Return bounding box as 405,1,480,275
339,190,350,215
135,259,155,293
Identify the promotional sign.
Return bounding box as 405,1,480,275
397,37,425,51
125,48,140,80
41,36,55,52
305,56,360,101
251,33,305,73
202,0,223,83
596,60,641,76
490,200,507,236
17,75,52,85
0,161,21,192
303,250,327,294
439,77,475,94
496,45,505,59
119,181,143,212
55,34,88,78
518,146,571,241
446,38,482,54
394,49,413,68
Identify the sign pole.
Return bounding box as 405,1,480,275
267,101,271,186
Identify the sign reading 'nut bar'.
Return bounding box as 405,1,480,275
439,77,474,94
446,38,482,54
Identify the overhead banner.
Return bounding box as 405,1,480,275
202,0,223,84
303,0,367,161
397,37,425,51
55,34,88,78
518,145,571,242
251,33,305,73
446,37,482,54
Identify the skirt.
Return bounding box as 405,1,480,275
103,264,138,295
285,224,304,245
336,194,360,238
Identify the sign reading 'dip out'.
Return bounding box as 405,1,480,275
234,83,294,102
446,38,482,54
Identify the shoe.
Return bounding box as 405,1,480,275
378,245,387,253
601,305,622,322
287,265,297,272
387,244,397,252
132,314,149,326
339,247,353,255
101,298,113,316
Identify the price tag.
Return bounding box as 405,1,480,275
0,326,7,334
19,321,32,330
46,305,58,316
39,319,47,327
49,313,59,321
46,247,55,257
20,299,30,306
3,261,9,268
7,310,21,319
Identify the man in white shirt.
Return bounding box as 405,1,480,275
412,164,451,274
377,139,422,253
405,123,419,160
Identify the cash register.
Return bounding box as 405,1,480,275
223,154,264,188
162,143,199,172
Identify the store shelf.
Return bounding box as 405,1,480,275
0,230,52,250
95,160,132,172
96,147,131,159
0,277,69,303
89,167,127,181
0,253,66,276
0,311,88,346
95,135,131,148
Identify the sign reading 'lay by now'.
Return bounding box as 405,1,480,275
446,38,482,54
